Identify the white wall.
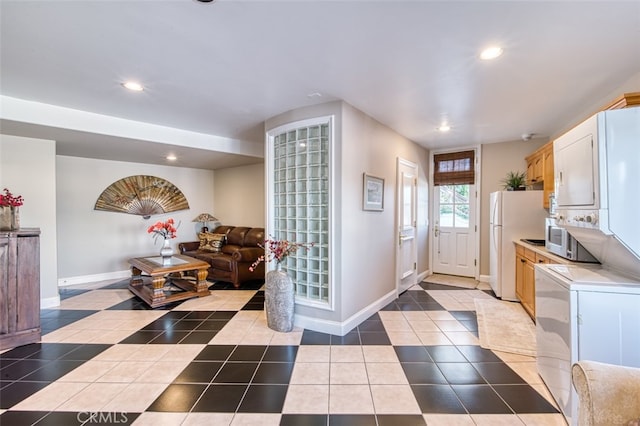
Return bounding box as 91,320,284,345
56,156,215,281
265,101,430,330
213,163,265,227
0,135,58,305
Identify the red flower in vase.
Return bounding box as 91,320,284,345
147,218,179,243
0,188,24,207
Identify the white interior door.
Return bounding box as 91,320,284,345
432,184,476,277
397,158,418,293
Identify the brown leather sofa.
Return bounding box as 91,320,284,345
178,225,265,288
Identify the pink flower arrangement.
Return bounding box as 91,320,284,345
0,188,24,207
147,218,178,242
250,237,314,272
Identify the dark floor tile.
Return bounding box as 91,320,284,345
458,320,479,332
41,319,78,333
359,332,391,345
472,362,526,384
238,384,288,412
214,362,259,383
195,320,228,331
394,346,432,362
39,309,97,320
420,282,469,291
401,362,447,384
150,330,191,344
436,362,486,385
209,311,236,320
0,410,47,425
140,318,179,331
380,302,400,311
195,345,235,361
456,345,502,363
417,302,445,310
119,330,164,344
280,414,328,426
1,380,14,390
357,320,385,332
147,383,207,412
449,311,477,321
101,279,130,289
59,344,111,361
180,331,217,344
26,343,80,360
229,345,266,362
300,330,331,345
0,343,43,359
410,384,466,413
173,361,223,383
329,414,377,426
0,381,50,409
263,346,298,362
330,332,360,345
22,360,84,382
0,359,50,381
59,288,90,300
376,414,427,426
107,299,156,310
252,362,294,384
493,384,559,413
160,311,192,320
451,384,513,414
183,311,214,320
191,383,247,412
397,302,423,311
425,346,467,362
242,302,265,310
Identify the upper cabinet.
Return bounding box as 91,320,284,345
602,92,640,110
525,140,554,209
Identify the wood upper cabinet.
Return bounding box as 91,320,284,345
602,92,640,110
525,140,554,208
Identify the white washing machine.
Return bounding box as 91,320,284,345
535,263,640,425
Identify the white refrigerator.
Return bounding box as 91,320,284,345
489,190,546,300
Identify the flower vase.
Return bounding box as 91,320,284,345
265,264,295,332
0,206,19,231
160,238,174,266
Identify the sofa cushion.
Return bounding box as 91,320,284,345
210,254,234,272
227,227,250,246
198,232,226,252
244,228,265,247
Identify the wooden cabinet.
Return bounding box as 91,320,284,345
525,140,554,208
602,92,640,110
0,228,41,350
515,243,554,320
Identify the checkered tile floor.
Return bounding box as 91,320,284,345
0,278,565,426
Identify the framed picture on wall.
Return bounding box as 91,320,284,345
363,173,384,211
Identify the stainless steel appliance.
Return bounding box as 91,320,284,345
535,263,640,425
489,190,546,300
545,218,598,262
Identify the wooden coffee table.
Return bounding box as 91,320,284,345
128,254,210,308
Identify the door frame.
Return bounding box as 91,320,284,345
395,157,418,295
428,145,481,280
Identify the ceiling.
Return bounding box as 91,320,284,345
1,0,639,170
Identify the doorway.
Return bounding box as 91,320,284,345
396,158,418,294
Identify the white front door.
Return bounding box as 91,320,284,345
432,184,476,277
397,158,418,293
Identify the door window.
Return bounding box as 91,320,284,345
438,184,470,228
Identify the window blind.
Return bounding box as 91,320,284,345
433,150,475,186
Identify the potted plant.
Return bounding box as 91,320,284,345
501,171,527,191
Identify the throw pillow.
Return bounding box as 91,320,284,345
198,232,226,253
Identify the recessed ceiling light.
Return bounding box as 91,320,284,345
122,81,144,92
438,124,451,132
166,154,177,161
480,46,503,60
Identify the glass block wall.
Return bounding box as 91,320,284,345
272,122,330,303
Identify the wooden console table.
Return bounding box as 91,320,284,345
128,255,210,308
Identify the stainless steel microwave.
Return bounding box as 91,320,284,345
545,218,599,263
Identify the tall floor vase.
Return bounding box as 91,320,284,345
265,265,295,332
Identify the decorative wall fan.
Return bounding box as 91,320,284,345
94,175,189,219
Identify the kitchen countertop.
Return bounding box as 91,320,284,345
514,240,573,264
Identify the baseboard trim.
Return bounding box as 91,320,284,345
479,274,490,283
41,295,61,309
58,270,130,287
417,269,430,283
294,289,398,336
